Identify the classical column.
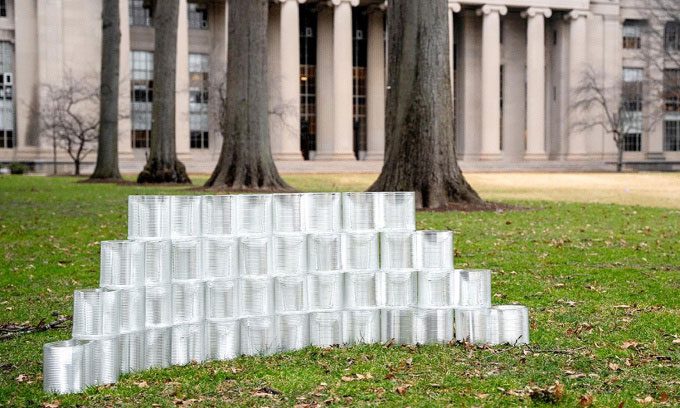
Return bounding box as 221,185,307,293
274,0,305,160
118,0,133,159
566,10,589,159
477,5,506,160
176,0,191,157
317,0,359,160
315,6,335,159
523,7,551,160
448,2,461,102
365,5,386,161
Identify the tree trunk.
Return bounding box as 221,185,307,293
368,0,482,209
204,0,290,190
617,141,624,172
137,0,191,184
90,0,122,180
75,159,80,176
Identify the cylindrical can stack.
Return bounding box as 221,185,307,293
43,192,529,394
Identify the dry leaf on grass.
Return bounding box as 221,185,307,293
579,394,594,407
395,384,411,396
621,341,639,350
529,381,565,403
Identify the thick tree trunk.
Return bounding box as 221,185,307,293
75,160,81,176
204,0,290,190
137,0,191,184
90,0,122,180
368,0,482,209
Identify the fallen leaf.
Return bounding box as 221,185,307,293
529,381,565,403
341,376,354,382
135,380,149,388
659,392,669,402
15,374,29,383
613,305,631,309
395,384,411,396
672,339,680,345
621,341,639,350
252,386,282,398
579,394,594,407
42,402,60,408
608,363,620,371
477,393,490,399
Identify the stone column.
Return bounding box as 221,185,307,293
318,0,359,160
566,10,589,159
118,0,133,159
448,2,461,102
315,6,335,159
523,7,551,160
365,5,386,161
274,0,305,160
477,5,506,160
176,0,190,157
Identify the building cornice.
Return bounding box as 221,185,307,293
457,0,589,11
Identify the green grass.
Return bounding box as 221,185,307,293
0,175,678,407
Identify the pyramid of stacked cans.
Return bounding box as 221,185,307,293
42,192,529,394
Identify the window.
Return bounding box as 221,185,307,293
623,133,642,151
664,117,680,151
188,3,209,30
622,67,643,112
0,41,14,149
663,69,680,112
130,51,153,148
129,0,152,27
623,21,642,49
0,0,6,18
189,53,209,149
665,22,680,52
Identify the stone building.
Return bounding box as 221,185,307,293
0,0,678,172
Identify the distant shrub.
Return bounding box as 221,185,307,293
9,163,29,175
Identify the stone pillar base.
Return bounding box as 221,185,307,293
523,152,547,161
273,152,304,161
479,152,502,161
364,151,384,161
314,152,357,161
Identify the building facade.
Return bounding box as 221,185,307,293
0,0,679,172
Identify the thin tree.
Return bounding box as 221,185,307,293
368,0,482,209
137,0,191,183
572,68,661,172
204,0,290,190
90,0,122,180
39,77,100,176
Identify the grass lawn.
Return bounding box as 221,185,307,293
0,175,678,407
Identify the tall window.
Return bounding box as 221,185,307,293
131,51,153,148
663,69,680,112
0,42,13,149
189,53,209,149
665,22,680,52
622,68,643,151
623,21,642,49
352,9,368,159
664,117,680,151
188,3,209,30
300,8,317,160
129,0,152,27
0,0,7,18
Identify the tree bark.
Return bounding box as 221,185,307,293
90,0,122,180
137,0,191,184
204,0,290,190
368,0,482,209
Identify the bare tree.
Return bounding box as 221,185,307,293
205,0,290,190
368,0,482,209
90,0,122,181
137,0,191,184
39,76,100,176
572,68,662,172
